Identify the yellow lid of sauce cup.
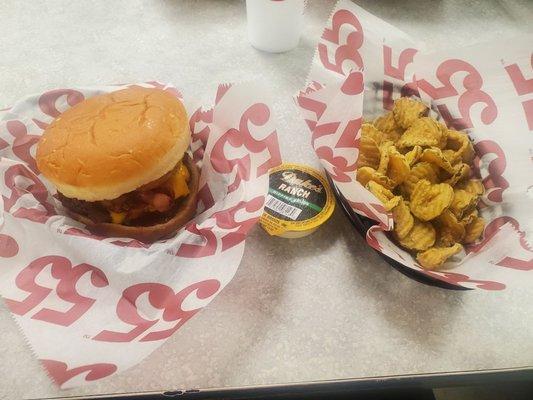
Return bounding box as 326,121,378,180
260,163,335,238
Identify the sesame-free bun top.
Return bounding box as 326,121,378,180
36,87,190,201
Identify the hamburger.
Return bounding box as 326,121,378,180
36,87,199,242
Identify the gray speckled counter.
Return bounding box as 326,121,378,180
1,1,532,399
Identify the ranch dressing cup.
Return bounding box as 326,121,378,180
246,0,305,53
260,163,335,238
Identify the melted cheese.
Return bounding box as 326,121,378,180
167,163,190,199
110,211,126,224
108,164,190,223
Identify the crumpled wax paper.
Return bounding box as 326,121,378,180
0,81,281,388
296,0,532,290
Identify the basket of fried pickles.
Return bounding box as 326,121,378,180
355,98,484,271
298,0,531,290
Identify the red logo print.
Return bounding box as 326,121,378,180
177,196,264,258
314,118,362,183
211,103,280,193
4,255,108,326
473,140,509,203
196,183,216,213
32,89,85,129
365,228,383,252
215,83,233,105
41,359,117,387
176,223,218,258
417,59,498,129
349,200,388,230
2,163,55,223
215,196,264,251
0,137,8,151
0,234,19,258
318,9,364,74
504,55,533,130
93,279,220,342
382,46,419,110
340,71,364,95
497,255,533,271
296,84,327,131
300,71,363,184
423,271,506,290
190,108,213,164
4,120,41,173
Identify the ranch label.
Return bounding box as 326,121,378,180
260,163,334,237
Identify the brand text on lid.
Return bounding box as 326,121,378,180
277,171,322,199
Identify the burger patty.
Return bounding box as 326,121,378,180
57,193,110,223
57,162,190,225
57,190,183,225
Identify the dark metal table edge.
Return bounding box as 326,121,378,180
44,366,533,399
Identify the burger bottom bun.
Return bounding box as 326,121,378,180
65,154,199,243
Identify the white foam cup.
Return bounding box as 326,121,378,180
246,0,305,53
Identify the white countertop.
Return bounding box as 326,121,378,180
1,0,532,398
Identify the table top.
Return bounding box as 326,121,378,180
1,0,532,399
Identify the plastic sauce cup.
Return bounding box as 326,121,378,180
260,163,335,238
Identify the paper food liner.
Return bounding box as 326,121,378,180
296,0,532,290
0,81,281,388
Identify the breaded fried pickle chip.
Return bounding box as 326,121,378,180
356,166,395,190
445,163,471,186
393,97,428,129
435,209,465,246
450,189,477,219
357,123,383,169
397,118,447,149
446,129,475,163
442,149,458,165
373,112,403,142
461,209,478,225
377,141,395,174
392,200,414,239
405,145,423,166
355,97,484,271
396,219,436,251
387,147,411,185
416,243,463,269
463,216,485,244
456,179,484,197
401,162,439,198
419,147,456,175
409,180,454,221
366,181,401,211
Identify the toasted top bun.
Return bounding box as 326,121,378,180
36,87,190,201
